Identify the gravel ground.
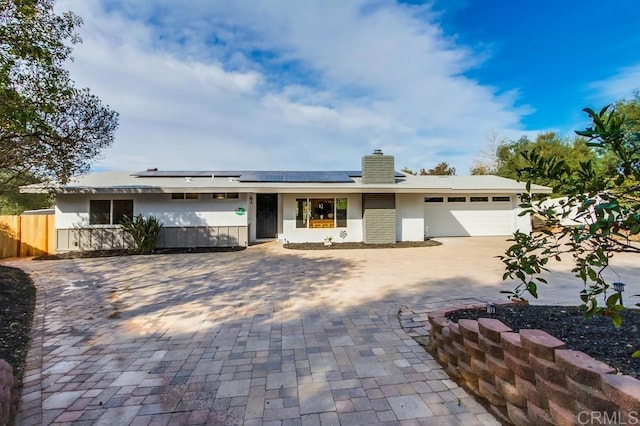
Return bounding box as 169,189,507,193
0,265,36,424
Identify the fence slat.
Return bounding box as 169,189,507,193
0,214,54,258
0,216,19,258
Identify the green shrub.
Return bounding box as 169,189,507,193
120,214,163,254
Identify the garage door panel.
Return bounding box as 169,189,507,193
425,208,471,237
425,200,514,237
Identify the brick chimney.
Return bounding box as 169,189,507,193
361,149,395,184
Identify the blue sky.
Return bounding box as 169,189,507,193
57,0,640,174
430,0,640,130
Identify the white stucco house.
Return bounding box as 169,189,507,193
25,151,551,251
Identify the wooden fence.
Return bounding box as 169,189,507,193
0,214,55,258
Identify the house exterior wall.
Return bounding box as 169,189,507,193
281,193,363,243
55,193,249,251
396,193,425,241
248,193,257,242
56,193,249,228
53,189,535,249
515,195,533,234
277,194,284,238
362,194,396,244
56,226,248,251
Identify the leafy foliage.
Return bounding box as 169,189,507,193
0,0,118,196
469,161,493,175
120,214,163,254
0,169,53,214
423,162,456,176
471,132,597,195
403,162,457,176
500,103,640,330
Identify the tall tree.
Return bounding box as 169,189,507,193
0,0,118,200
469,161,492,175
0,170,53,213
471,132,597,195
615,91,640,132
402,163,457,176
424,162,456,175
501,104,640,352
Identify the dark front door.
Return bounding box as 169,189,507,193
256,194,278,238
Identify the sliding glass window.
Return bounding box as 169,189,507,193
295,197,347,228
89,199,134,225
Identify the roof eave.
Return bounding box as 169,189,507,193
53,183,552,194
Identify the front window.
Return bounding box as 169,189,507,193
212,193,239,200
296,197,347,228
113,200,134,223
90,199,134,225
492,196,511,202
296,199,308,228
448,196,466,202
89,200,110,225
172,193,198,200
425,197,444,203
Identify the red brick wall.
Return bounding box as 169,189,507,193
428,305,640,425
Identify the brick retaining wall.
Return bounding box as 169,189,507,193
428,305,640,425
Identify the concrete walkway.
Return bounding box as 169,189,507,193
4,237,639,425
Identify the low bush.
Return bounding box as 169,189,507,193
120,214,163,254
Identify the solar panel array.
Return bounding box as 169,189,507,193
133,170,403,182
132,171,242,178
237,171,354,183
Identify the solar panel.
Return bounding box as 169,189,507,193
132,170,372,182
132,171,243,177
238,171,354,183
237,172,282,182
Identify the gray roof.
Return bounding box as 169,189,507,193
23,170,552,194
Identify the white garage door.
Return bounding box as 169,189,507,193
424,195,515,237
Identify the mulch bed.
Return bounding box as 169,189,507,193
284,240,442,250
447,304,640,379
0,265,36,413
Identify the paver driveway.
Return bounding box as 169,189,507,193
5,237,640,425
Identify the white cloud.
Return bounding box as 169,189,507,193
57,0,534,174
588,64,640,103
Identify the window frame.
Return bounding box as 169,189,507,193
89,200,111,225
112,199,134,224
171,193,199,200
212,192,239,200
295,197,348,229
492,196,511,202
89,199,134,225
424,197,444,203
470,196,489,202
447,196,466,203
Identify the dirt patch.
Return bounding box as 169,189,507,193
447,304,640,378
34,246,246,260
0,265,36,422
284,239,442,250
